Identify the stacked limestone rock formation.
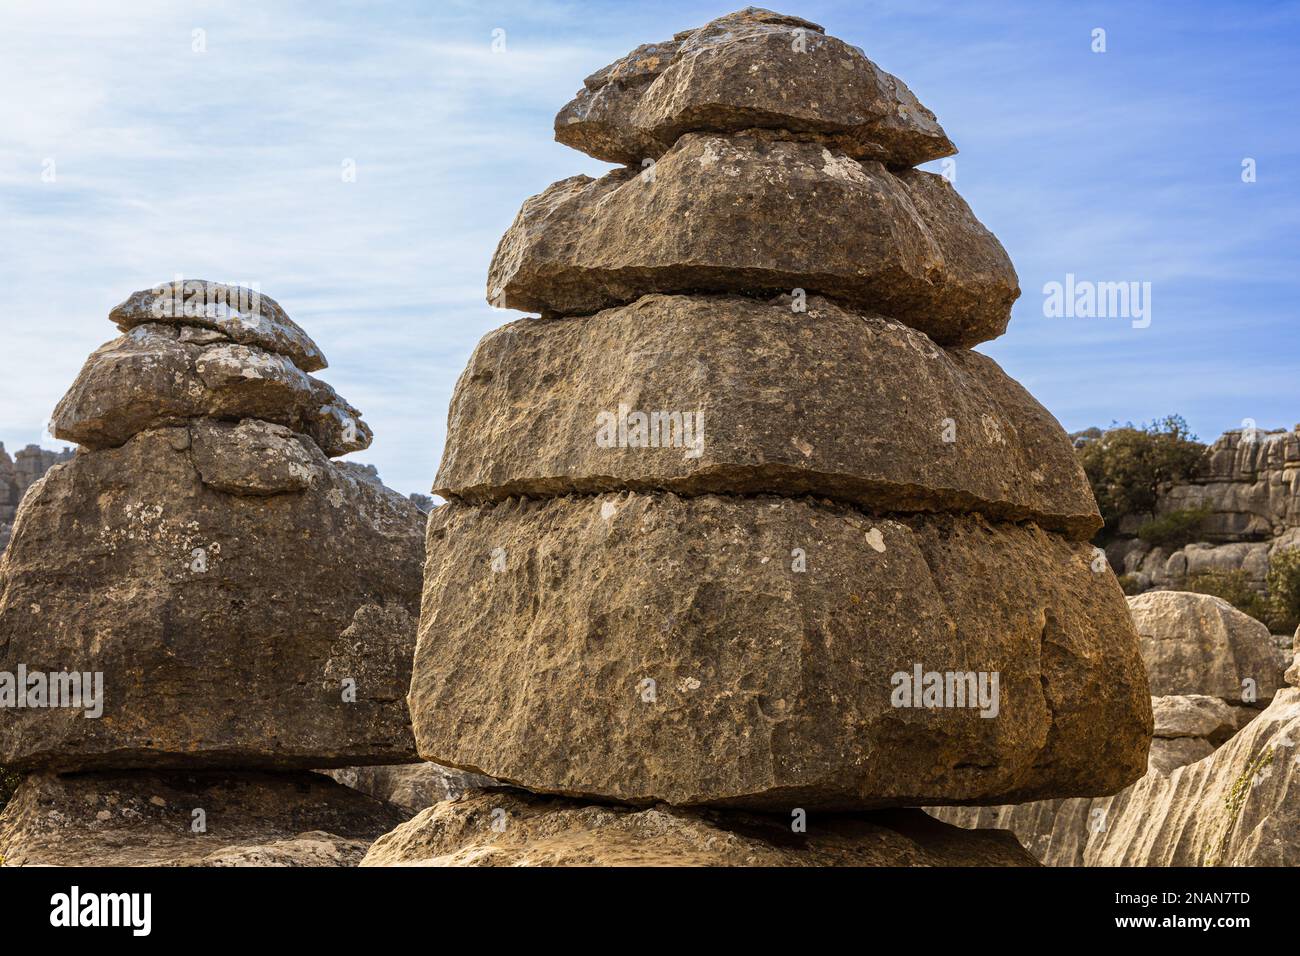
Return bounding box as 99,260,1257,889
0,280,423,865
932,591,1294,865
367,9,1151,866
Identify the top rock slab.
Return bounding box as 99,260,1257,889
110,280,327,373
555,7,955,168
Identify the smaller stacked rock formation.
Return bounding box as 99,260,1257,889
0,443,73,553
0,280,424,865
932,591,1295,865
368,8,1152,866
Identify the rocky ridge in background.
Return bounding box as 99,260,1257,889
370,7,1152,866
0,280,426,865
1107,426,1300,596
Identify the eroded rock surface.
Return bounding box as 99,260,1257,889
0,425,425,770
325,763,501,815
556,8,953,168
411,493,1150,810
360,791,1035,867
0,770,404,866
488,132,1017,347
436,294,1097,537
1128,591,1285,702
110,280,326,373
51,323,369,457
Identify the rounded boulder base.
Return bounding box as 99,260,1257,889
360,791,1038,867
435,293,1099,538
0,424,425,771
410,492,1152,811
487,131,1018,348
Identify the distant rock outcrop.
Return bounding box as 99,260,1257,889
0,443,73,553
1109,426,1300,595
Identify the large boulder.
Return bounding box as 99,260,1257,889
0,423,425,771
1127,591,1286,702
435,294,1099,538
410,492,1151,810
360,791,1035,867
488,131,1018,347
0,770,405,866
555,8,955,168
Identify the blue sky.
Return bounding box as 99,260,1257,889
1,0,1297,495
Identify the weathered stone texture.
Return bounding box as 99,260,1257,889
410,492,1150,810
360,791,1035,867
488,132,1018,347
435,294,1098,537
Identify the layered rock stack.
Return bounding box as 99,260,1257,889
368,8,1152,866
0,280,424,865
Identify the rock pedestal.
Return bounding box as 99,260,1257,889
395,8,1152,865
0,280,425,865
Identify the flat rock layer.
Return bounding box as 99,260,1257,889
488,132,1018,348
51,324,370,457
556,8,954,168
0,770,405,866
0,425,425,770
435,294,1099,538
360,791,1036,867
110,280,327,372
410,493,1151,810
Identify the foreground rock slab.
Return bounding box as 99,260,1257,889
555,8,955,168
488,132,1018,347
1087,687,1300,866
360,791,1036,867
0,425,425,770
411,493,1151,810
436,294,1098,537
0,770,405,866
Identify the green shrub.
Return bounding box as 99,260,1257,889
1076,416,1205,542
1264,549,1300,634
1136,506,1212,549
1186,569,1272,624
